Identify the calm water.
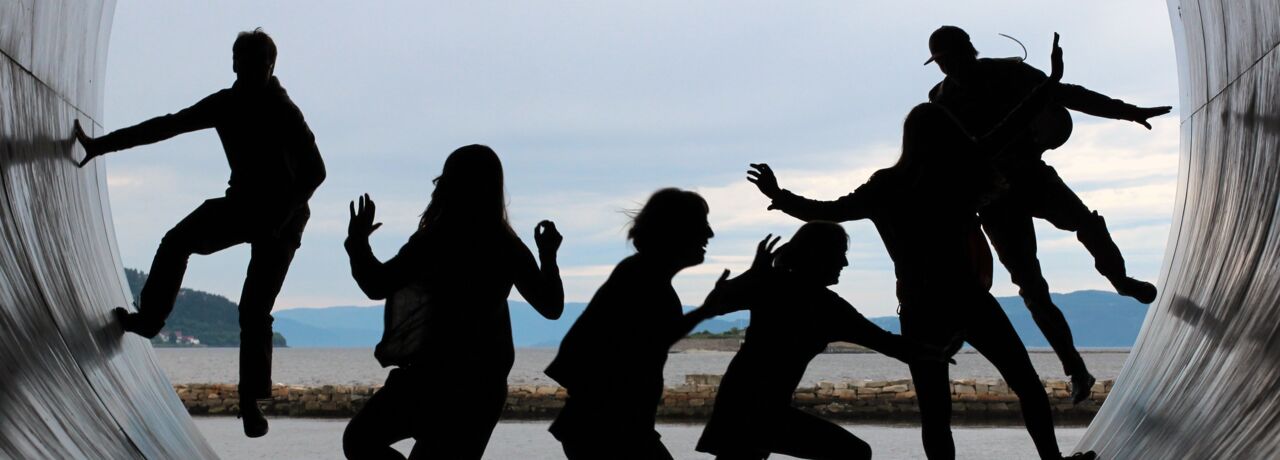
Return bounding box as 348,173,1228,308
156,347,1129,386
193,418,1088,459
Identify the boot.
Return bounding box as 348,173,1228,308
239,400,269,438
1070,372,1096,405
1110,276,1157,304
112,306,163,339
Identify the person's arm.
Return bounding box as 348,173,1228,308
748,163,877,223
664,269,746,347
513,221,565,320
1057,84,1172,129
344,194,416,300
833,299,945,365
973,34,1065,155
75,92,223,167
284,106,327,205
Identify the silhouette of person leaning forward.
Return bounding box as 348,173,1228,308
925,25,1172,403
73,28,325,438
342,145,565,459
695,225,945,460
546,188,736,460
750,35,1093,460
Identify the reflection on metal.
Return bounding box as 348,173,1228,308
0,2,216,458
1080,0,1280,458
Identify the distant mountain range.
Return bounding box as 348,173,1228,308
134,265,1148,349
277,290,1147,349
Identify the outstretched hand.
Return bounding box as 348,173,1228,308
699,269,737,317
749,233,782,273
74,119,104,168
535,220,563,256
1048,32,1063,82
1128,106,1173,129
747,163,781,200
347,194,382,241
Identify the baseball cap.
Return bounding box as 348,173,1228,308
925,26,976,65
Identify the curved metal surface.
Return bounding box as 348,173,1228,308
0,2,216,458
1080,0,1280,458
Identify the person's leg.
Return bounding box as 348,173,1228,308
964,296,1061,460
131,199,244,336
343,369,416,460
1032,167,1156,303
767,407,872,460
900,311,956,460
238,206,308,402
981,199,1089,381
411,377,508,460
237,239,298,401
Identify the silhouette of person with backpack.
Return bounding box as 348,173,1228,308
72,28,324,438
342,145,564,459
925,25,1172,403
750,34,1094,460
695,226,946,460
546,188,736,460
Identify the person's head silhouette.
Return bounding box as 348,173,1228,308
898,102,970,169
420,144,515,235
628,188,713,270
775,222,849,286
233,28,277,87
925,25,979,80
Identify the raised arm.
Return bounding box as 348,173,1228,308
513,221,565,320
748,163,876,223
75,92,223,167
344,194,406,300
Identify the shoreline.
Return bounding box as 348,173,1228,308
175,375,1111,424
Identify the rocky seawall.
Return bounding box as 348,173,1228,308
178,374,1110,422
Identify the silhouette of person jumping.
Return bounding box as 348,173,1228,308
341,145,564,459
72,28,324,438
546,188,735,460
925,25,1172,403
695,226,944,460
750,35,1093,460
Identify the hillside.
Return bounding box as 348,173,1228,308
124,268,288,347
275,290,1145,349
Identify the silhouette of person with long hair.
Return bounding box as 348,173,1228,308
925,25,1172,402
696,225,945,460
341,145,564,459
750,35,1093,460
546,188,735,460
71,28,324,438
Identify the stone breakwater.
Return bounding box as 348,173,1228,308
176,375,1112,422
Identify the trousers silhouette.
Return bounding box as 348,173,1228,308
980,164,1127,376
138,197,308,399
902,291,1058,460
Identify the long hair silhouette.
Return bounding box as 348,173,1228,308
419,144,515,236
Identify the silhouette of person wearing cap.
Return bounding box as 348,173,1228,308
73,28,324,438
924,25,1171,404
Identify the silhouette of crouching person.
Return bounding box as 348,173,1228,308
546,188,736,460
73,28,324,438
342,145,564,460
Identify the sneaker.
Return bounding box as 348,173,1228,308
112,307,163,338
1063,451,1097,460
239,401,269,438
1111,276,1157,304
1071,373,1097,405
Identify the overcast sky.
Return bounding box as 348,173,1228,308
101,1,1181,318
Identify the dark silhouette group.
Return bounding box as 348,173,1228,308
73,24,1171,460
